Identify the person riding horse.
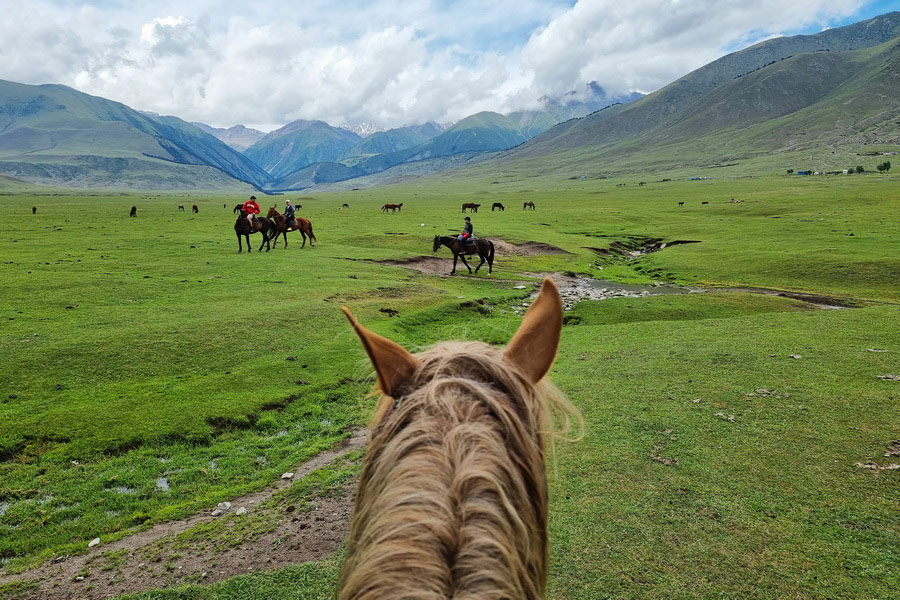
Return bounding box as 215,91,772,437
458,216,474,245
283,199,297,228
242,196,261,228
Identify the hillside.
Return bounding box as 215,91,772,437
497,12,900,173
244,120,361,179
350,111,529,175
0,80,270,189
263,161,364,191
340,124,439,159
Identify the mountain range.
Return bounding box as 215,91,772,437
0,11,897,191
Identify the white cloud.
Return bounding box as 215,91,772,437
0,0,872,130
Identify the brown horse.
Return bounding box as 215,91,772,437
192,204,199,214
266,206,317,248
381,203,403,212
492,202,505,211
523,201,535,210
433,234,494,274
338,278,581,599
234,209,275,252
461,202,481,213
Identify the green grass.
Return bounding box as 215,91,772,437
1,172,898,598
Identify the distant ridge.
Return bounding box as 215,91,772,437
0,80,269,189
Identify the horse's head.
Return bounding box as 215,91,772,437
337,278,579,598
266,206,278,218
432,235,441,252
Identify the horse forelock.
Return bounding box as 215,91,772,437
339,341,576,600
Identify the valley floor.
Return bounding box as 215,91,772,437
0,172,897,599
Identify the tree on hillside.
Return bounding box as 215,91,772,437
876,160,891,172
856,165,865,173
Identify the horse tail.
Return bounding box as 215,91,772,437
307,221,317,243
489,240,495,265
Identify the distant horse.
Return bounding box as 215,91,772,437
266,206,317,248
461,202,481,213
130,206,137,217
192,205,199,214
234,209,275,252
224,204,227,209
32,206,37,214
178,204,185,211
342,203,350,209
523,201,535,211
337,277,580,599
433,234,494,274
381,203,403,213
492,202,505,211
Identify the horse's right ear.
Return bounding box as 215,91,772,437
503,278,563,383
341,307,420,398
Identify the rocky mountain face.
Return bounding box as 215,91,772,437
192,123,265,151
343,122,386,137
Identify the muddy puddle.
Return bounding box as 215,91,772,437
518,274,853,312
526,274,694,311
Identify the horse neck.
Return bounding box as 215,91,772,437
339,348,549,599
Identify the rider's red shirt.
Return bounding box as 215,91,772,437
242,201,260,215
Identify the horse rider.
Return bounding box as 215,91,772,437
242,196,260,228
284,199,296,227
458,216,474,245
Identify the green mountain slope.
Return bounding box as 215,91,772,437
341,126,433,158
244,120,361,179
0,80,270,189
352,111,529,175
498,13,900,173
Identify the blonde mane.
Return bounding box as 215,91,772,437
338,340,580,599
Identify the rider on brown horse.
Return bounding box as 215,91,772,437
283,199,296,227
458,216,474,246
242,196,260,228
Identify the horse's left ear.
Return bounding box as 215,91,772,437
503,277,563,383
341,307,420,397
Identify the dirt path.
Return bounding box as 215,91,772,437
0,430,367,600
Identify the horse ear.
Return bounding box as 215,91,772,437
503,277,563,383
341,307,420,397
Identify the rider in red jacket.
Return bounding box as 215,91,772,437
242,196,260,228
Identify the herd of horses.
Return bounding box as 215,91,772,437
338,277,580,598
459,202,535,212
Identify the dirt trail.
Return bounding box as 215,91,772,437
0,430,367,600
376,238,570,275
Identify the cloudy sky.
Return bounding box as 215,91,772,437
1,0,897,130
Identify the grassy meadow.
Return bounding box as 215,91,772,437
1,169,898,599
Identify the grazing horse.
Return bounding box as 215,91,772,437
523,201,535,210
192,204,199,214
433,234,494,274
338,278,581,600
492,202,505,211
461,202,481,213
32,206,37,214
234,209,275,252
381,203,403,213
342,203,350,209
266,206,316,248
178,204,185,211
130,206,137,217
